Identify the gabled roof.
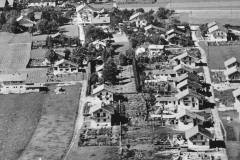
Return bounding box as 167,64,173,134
156,96,177,102
76,3,100,13
233,88,240,98
129,12,142,21
207,21,217,28
176,88,203,100
144,69,176,75
177,73,201,83
224,66,240,76
208,21,227,33
177,79,202,90
54,59,79,67
173,64,193,73
28,0,56,3
173,52,200,61
0,73,27,82
177,109,205,121
92,84,115,95
224,57,237,68
144,24,166,32
185,125,213,139
0,0,13,8
148,44,165,50
17,16,36,27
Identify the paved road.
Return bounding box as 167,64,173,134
64,80,87,160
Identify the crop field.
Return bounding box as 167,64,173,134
0,32,32,72
19,84,81,160
199,42,240,70
0,93,46,160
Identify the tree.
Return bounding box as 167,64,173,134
136,8,145,13
45,49,58,64
64,49,71,60
37,19,48,34
90,72,99,85
156,8,174,19
119,53,127,66
102,58,118,84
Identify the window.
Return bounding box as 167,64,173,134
103,119,106,122
97,119,100,122
97,113,100,117
193,142,196,145
202,142,205,145
103,113,106,117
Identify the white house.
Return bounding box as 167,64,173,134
28,0,57,7
76,3,110,25
147,45,165,57
129,12,147,28
174,64,194,77
84,97,114,129
224,57,239,69
206,22,227,42
185,125,213,150
0,73,46,94
176,109,205,131
224,66,240,81
92,84,115,104
176,89,204,111
172,52,200,68
53,59,85,75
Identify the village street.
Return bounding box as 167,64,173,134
64,80,87,160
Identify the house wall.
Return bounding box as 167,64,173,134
95,90,113,104
181,57,196,68
189,133,210,146
228,72,240,80
178,95,201,110
28,2,56,7
206,31,227,42
92,109,111,128
0,84,26,94
53,65,84,75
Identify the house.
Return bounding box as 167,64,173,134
224,57,239,69
224,66,240,81
166,28,185,40
90,104,114,128
28,0,57,7
84,97,114,128
144,24,166,35
76,3,110,25
155,96,178,111
144,69,177,82
174,64,194,77
206,22,227,42
91,40,107,50
0,73,47,94
176,79,202,92
176,72,202,84
92,84,115,104
185,125,213,149
176,89,204,111
172,52,200,68
129,12,147,28
176,109,205,131
147,45,165,57
53,59,85,75
0,0,13,9
16,16,36,28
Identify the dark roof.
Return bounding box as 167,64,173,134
28,0,56,3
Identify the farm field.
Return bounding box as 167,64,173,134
0,32,32,72
0,93,46,160
19,84,81,160
199,42,240,70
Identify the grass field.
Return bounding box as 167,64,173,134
19,84,81,160
199,42,240,70
0,93,46,160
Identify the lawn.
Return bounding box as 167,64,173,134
199,42,240,70
221,119,240,160
0,93,46,160
19,84,81,160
